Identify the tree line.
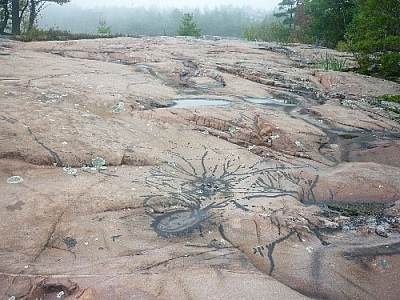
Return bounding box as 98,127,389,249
36,4,267,38
245,0,399,80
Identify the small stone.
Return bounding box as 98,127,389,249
375,225,388,237
57,291,65,298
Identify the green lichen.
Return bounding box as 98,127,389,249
111,101,125,113
92,156,106,168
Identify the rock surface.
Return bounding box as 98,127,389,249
1,36,400,299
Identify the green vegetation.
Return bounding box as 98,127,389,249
376,94,400,116
178,13,201,37
318,52,347,71
242,21,290,42
242,0,399,82
97,19,111,35
345,0,400,80
304,0,356,48
379,94,400,104
12,27,125,42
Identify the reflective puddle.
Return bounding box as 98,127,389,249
171,99,231,108
244,97,298,106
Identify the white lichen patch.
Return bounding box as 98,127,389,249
63,166,77,175
247,145,255,151
270,135,280,140
7,176,23,184
40,93,67,103
44,93,62,99
306,246,314,253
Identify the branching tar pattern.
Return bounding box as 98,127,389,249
143,150,320,244
143,150,255,237
146,151,252,198
253,230,303,275
238,162,319,207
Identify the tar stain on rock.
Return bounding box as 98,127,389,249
6,200,25,212
63,236,77,249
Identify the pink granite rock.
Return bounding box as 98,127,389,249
1,36,399,299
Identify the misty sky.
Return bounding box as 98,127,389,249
71,0,281,10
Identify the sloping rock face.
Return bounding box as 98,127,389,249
1,36,399,299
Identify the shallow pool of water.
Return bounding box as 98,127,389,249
244,97,298,106
171,99,231,108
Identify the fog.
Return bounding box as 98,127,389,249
38,3,278,37
71,0,281,10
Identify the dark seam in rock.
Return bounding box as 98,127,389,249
24,123,62,165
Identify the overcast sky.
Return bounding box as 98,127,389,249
71,0,281,10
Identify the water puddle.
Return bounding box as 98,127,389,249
327,129,362,140
170,99,231,108
243,96,298,106
326,129,400,144
338,133,359,140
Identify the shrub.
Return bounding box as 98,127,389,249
380,52,400,80
242,21,290,43
97,19,112,35
12,27,129,42
379,94,400,103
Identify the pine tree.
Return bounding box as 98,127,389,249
274,0,297,29
178,13,202,37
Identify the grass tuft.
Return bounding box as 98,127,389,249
318,52,347,71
